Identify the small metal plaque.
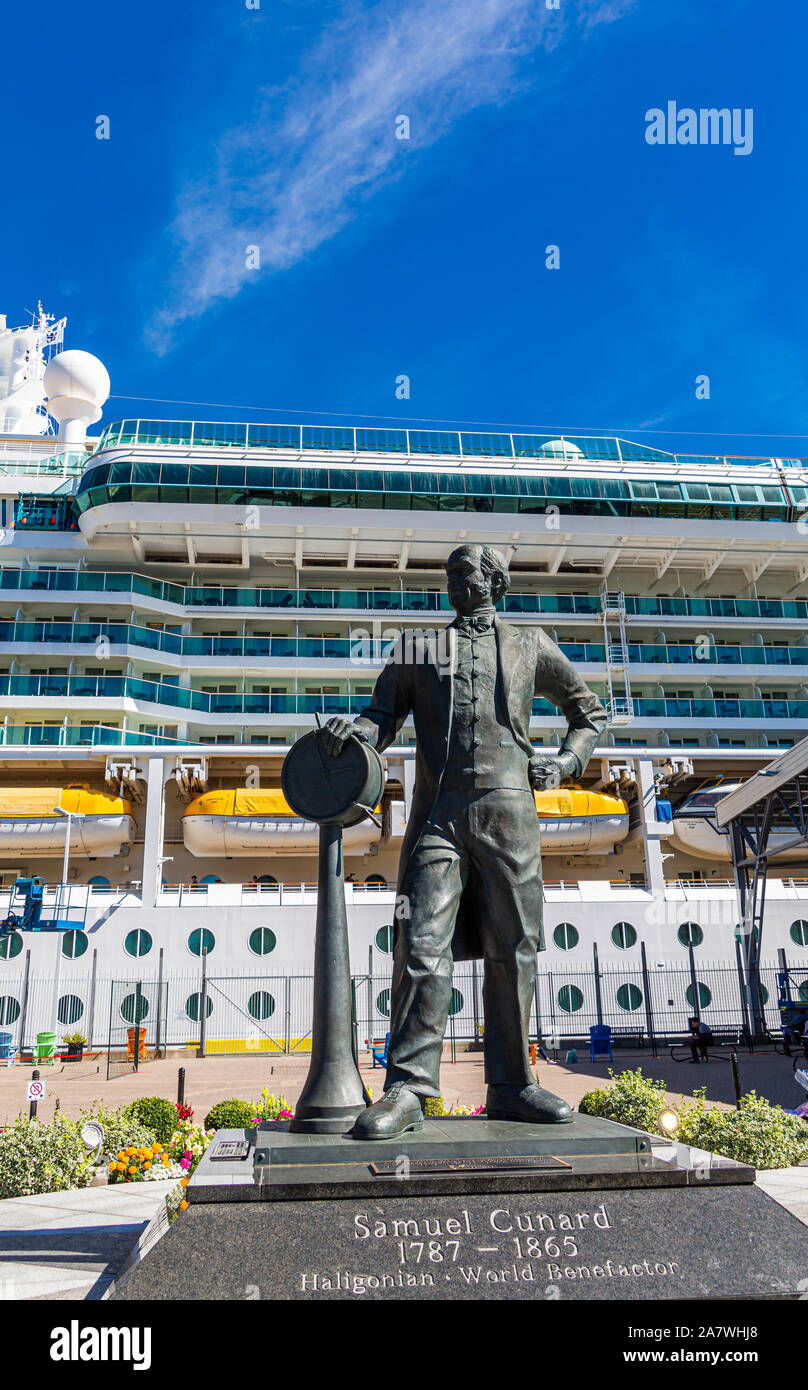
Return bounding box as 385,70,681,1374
212,1140,251,1161
368,1154,571,1176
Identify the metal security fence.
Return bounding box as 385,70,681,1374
106,979,168,1079
0,956,804,1058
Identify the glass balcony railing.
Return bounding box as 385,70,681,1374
0,724,184,747
92,418,808,472
630,697,808,720
1,676,806,722
3,621,808,669
4,570,808,623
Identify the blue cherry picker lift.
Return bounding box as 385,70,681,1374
0,877,88,936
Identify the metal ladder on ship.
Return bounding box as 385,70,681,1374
600,587,634,726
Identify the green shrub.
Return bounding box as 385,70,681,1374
204,1092,293,1130
677,1088,808,1171
125,1096,178,1145
579,1067,669,1133
204,1098,260,1131
0,1115,95,1199
424,1096,485,1117
78,1100,157,1159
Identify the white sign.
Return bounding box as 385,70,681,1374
27,1079,45,1101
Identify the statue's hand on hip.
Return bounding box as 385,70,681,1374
529,751,579,791
319,716,368,758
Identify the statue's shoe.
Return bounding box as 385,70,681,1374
486,1083,573,1124
351,1082,424,1140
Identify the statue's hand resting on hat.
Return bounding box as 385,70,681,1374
319,716,370,758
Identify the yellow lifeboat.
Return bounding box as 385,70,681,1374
182,786,628,859
182,789,384,857
534,788,629,852
0,785,135,858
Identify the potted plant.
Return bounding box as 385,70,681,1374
62,1031,87,1062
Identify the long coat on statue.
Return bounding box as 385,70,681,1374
354,617,608,960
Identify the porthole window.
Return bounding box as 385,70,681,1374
61,929,88,959
120,993,150,1025
376,989,391,1017
0,995,20,1025
678,922,704,948
57,994,84,1026
365,874,387,888
449,988,464,1016
553,923,579,951
124,928,153,958
557,984,583,1013
249,927,277,956
799,981,808,1003
611,922,637,950
248,990,275,1021
685,982,712,1010
0,932,22,961
185,992,213,1023
616,983,643,1012
791,920,808,947
375,925,394,953
188,928,215,957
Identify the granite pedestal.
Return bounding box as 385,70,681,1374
109,1115,808,1300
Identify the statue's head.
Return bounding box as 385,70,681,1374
446,543,510,614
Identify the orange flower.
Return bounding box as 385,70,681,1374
180,1177,189,1187
128,1165,137,1175
144,1161,152,1169
179,1200,189,1211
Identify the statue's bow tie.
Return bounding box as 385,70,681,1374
456,615,494,634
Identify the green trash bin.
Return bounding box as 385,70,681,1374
35,1031,57,1064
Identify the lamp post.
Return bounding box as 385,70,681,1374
50,807,85,1035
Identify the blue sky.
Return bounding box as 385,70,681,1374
3,0,807,456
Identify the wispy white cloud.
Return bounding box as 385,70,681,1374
147,0,635,352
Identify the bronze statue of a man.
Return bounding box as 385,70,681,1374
321,543,608,1139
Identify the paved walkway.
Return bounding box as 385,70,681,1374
0,1181,177,1301
2,1045,804,1126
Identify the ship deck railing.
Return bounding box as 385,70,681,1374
1,877,807,915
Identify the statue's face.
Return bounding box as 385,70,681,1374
446,546,491,614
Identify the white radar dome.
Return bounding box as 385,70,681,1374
538,438,584,459
44,349,111,443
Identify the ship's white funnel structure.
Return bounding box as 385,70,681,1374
0,307,64,436
44,349,110,443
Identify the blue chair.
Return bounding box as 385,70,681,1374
0,1031,14,1067
589,1025,613,1063
371,1032,390,1068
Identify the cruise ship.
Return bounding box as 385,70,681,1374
0,306,806,1056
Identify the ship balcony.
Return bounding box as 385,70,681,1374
0,675,807,728
4,570,808,629
2,621,808,676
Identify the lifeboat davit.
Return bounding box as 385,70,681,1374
670,782,807,862
534,788,629,852
182,789,383,857
0,785,135,858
